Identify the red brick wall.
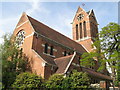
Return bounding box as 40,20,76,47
72,7,98,53
13,14,45,78
78,38,93,52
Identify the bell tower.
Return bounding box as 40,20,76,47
72,7,98,52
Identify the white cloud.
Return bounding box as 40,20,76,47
0,17,19,44
0,1,50,44
26,0,40,15
26,0,50,16
42,7,74,39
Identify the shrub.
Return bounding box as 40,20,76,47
62,70,90,88
12,72,44,89
45,70,90,89
45,74,64,88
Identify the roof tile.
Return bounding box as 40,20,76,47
27,15,87,54
54,55,73,74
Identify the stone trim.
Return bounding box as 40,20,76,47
32,49,47,63
76,36,91,42
32,49,56,66
91,41,96,49
42,62,46,67
88,9,93,16
16,20,29,29
42,44,45,47
53,49,57,52
81,44,89,53
25,32,34,38
62,52,64,54
43,52,55,58
42,44,57,52
72,63,80,67
48,46,51,49
64,52,76,74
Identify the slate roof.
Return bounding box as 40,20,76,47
23,14,112,81
82,67,112,81
54,55,73,74
39,52,57,66
27,15,87,54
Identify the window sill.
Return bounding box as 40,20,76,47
43,52,55,58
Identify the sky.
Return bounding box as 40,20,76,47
0,1,118,44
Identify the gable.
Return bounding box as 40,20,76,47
54,55,73,74
89,10,98,24
16,12,29,28
65,53,81,73
54,52,81,74
13,12,35,36
73,7,89,23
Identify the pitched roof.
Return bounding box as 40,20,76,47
54,55,73,74
32,50,57,66
39,52,57,66
27,15,87,54
87,11,90,14
82,67,112,81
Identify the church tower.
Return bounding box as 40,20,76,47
72,7,98,52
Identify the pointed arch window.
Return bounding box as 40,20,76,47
44,43,48,54
16,30,25,47
68,52,71,55
50,46,54,55
76,24,78,40
83,21,87,37
64,51,67,56
79,23,82,39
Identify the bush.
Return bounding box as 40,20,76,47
45,70,90,89
12,72,44,89
62,70,90,88
45,74,64,88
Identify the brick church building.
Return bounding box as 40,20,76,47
13,7,112,87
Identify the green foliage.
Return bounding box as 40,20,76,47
62,70,90,88
45,70,90,89
12,72,44,89
100,22,120,83
81,22,120,85
80,52,96,68
1,34,28,89
100,22,120,52
45,74,64,88
80,38,104,71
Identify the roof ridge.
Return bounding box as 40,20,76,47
64,52,76,74
54,54,73,61
27,15,72,39
27,15,86,53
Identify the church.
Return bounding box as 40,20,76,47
13,7,112,88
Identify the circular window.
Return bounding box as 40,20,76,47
77,14,84,21
16,30,25,47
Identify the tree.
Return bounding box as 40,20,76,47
45,70,90,89
100,22,120,85
81,22,120,86
81,38,106,72
45,74,64,88
1,34,28,89
12,72,44,89
62,70,90,88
